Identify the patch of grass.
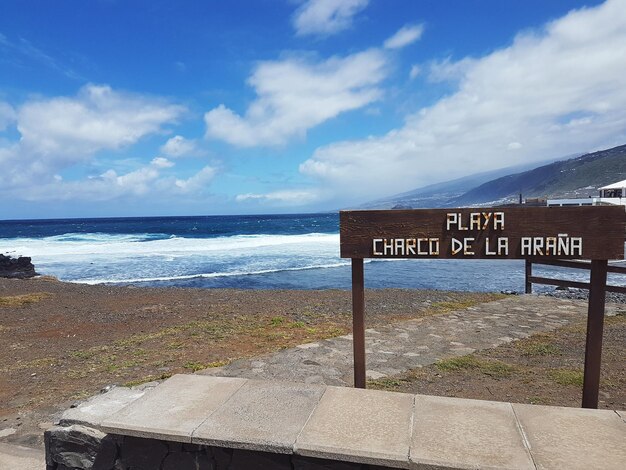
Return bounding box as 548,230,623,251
291,321,306,328
270,316,285,326
183,361,207,372
184,360,228,372
428,295,505,315
66,369,89,379
70,390,92,401
436,355,516,378
205,360,228,368
0,292,52,307
436,355,481,371
518,340,561,357
8,356,59,372
549,368,584,386
367,377,409,391
70,350,96,360
114,326,184,348
124,373,172,387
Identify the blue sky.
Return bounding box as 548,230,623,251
1,0,625,219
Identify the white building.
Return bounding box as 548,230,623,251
547,179,626,207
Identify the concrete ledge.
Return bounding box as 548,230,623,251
65,374,626,470
295,386,413,468
100,375,246,443
411,395,534,470
513,403,626,470
192,380,325,453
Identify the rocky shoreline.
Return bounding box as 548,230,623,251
542,287,626,304
0,254,37,279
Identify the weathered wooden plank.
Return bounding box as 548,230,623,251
340,207,625,260
528,276,591,290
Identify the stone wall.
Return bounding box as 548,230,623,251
45,425,394,470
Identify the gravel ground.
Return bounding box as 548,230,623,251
542,287,626,304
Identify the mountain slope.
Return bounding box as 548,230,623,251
359,156,571,209
450,144,626,206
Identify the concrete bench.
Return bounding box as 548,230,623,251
45,374,626,470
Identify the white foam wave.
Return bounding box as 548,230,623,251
71,261,352,285
0,232,340,258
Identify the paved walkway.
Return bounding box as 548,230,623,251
200,295,607,385
0,442,44,470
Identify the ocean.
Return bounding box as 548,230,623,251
0,213,622,291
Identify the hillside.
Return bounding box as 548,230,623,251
362,144,625,208
450,144,626,206
359,157,568,209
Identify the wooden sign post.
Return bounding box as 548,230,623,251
340,206,625,408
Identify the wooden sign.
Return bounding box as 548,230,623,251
340,206,625,260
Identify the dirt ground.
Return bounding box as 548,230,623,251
0,277,499,446
369,312,626,410
2,276,624,449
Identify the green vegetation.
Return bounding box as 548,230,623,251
184,360,228,372
270,316,285,326
366,377,410,391
183,361,207,372
454,144,626,205
436,355,516,378
124,373,172,387
0,292,52,307
549,369,584,386
517,336,561,356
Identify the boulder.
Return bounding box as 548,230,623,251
0,254,37,278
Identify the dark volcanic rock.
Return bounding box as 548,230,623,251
0,254,37,278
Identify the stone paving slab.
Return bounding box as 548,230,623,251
295,386,414,468
410,395,534,470
199,296,591,385
513,403,626,470
100,374,246,443
61,385,153,427
0,442,44,470
192,380,325,453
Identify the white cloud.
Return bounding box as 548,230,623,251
10,158,217,202
205,49,387,147
160,135,199,158
0,84,186,197
427,57,476,83
18,161,163,202
409,64,421,80
384,24,424,49
175,165,217,193
151,157,175,168
301,0,626,202
236,189,321,205
17,84,185,157
293,0,368,37
0,102,16,131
